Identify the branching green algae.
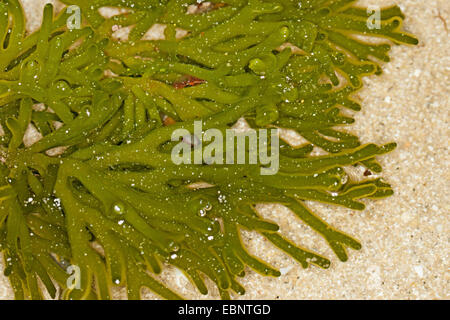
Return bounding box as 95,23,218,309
0,0,417,299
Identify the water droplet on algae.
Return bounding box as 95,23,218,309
168,241,180,252
54,80,71,94
112,202,126,216
84,107,92,117
189,197,213,217
218,194,226,204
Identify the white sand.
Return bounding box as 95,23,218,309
0,0,448,300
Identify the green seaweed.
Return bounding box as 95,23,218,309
0,0,417,299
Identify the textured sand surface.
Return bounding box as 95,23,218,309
0,0,448,300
